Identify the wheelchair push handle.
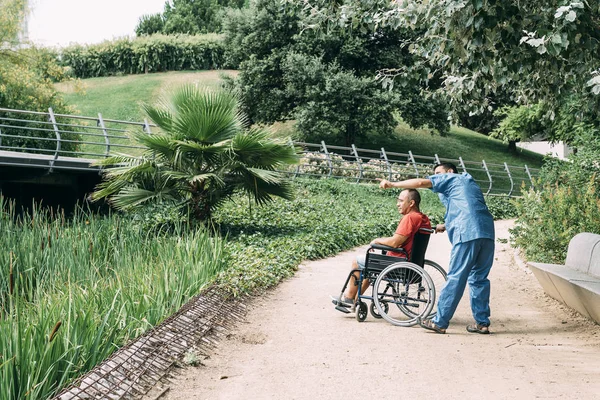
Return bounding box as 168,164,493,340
419,227,435,234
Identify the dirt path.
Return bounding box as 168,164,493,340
148,220,600,400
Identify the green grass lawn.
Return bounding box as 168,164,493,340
390,124,542,168
55,70,544,175
56,70,238,122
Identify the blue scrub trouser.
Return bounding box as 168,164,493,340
432,238,495,329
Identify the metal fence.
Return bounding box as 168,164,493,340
0,107,539,196
293,141,539,196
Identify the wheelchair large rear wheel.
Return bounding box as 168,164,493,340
373,262,435,327
418,260,447,319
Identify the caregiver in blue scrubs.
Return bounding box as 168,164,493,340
377,162,495,334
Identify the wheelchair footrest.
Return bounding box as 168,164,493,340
335,305,351,314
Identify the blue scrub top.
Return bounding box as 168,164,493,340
429,172,495,245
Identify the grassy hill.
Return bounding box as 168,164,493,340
55,70,544,171
56,70,239,122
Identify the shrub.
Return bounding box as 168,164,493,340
291,151,430,182
511,178,600,263
511,133,600,263
491,104,546,146
485,196,519,220
0,47,80,154
92,85,299,221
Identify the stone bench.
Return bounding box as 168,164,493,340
527,232,600,324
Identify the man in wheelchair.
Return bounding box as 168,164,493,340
330,188,431,312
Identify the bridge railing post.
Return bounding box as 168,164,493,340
98,113,110,158
525,165,535,190
351,144,363,183
321,140,333,178
408,150,419,178
143,119,152,135
289,139,300,178
380,147,392,180
458,156,467,173
504,162,514,197
48,107,61,173
481,160,492,195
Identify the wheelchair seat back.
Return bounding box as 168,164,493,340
410,232,431,268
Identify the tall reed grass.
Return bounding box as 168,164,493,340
0,198,226,399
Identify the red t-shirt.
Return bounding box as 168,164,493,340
388,211,431,258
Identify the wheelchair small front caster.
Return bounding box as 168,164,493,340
370,301,388,319
356,301,368,322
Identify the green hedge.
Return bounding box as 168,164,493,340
59,34,229,78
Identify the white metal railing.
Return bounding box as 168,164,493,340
290,141,538,196
0,107,539,196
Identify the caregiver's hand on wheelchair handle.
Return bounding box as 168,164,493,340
435,223,446,233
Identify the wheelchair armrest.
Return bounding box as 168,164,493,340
369,243,407,254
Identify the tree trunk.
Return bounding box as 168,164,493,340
508,140,517,153
190,183,211,222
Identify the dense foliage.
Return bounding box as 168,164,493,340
92,86,298,221
135,0,246,36
283,53,399,145
59,34,228,78
295,1,600,112
485,196,519,221
294,1,600,140
0,0,24,47
511,133,600,263
223,0,450,146
492,96,600,147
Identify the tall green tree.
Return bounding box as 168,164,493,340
223,0,449,147
135,13,165,36
491,104,546,152
135,0,246,35
293,0,600,134
93,86,299,221
283,53,399,146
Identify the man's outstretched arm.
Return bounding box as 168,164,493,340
377,178,432,189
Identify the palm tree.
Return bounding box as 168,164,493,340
92,85,299,221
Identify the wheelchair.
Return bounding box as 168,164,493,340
332,228,447,327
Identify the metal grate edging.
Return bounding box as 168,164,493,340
52,286,246,400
